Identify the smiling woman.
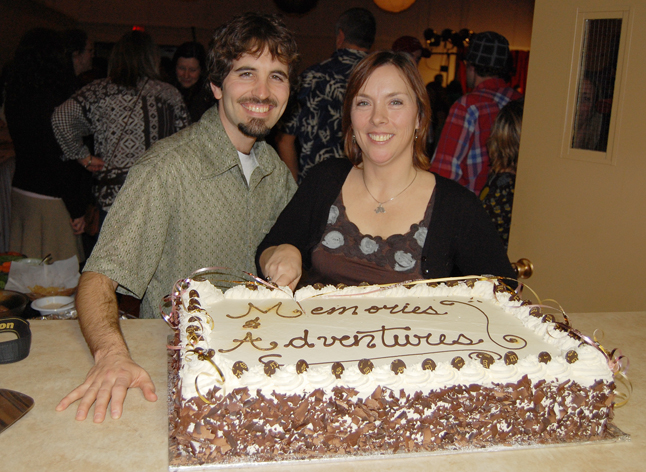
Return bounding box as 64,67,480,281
257,51,516,289
350,65,419,171
171,42,214,122
176,57,201,89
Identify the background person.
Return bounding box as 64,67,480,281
391,35,430,65
479,98,524,249
430,31,522,195
445,79,463,106
572,77,603,151
276,7,376,182
63,28,94,80
62,28,100,254
426,73,449,154
258,51,514,290
5,28,90,262
52,30,190,225
172,41,215,122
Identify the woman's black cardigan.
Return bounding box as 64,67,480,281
256,158,516,283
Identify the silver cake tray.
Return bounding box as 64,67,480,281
167,339,630,471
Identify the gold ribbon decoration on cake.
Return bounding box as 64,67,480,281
561,325,632,407
185,323,204,346
186,347,227,403
593,330,631,407
519,282,632,408
163,266,303,330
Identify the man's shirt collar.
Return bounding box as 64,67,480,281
195,106,279,182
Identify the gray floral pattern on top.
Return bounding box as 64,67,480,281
328,205,339,225
394,251,416,271
313,188,436,283
322,230,344,249
414,227,427,248
360,237,379,255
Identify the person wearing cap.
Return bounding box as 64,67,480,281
391,35,431,65
276,7,376,182
430,31,522,195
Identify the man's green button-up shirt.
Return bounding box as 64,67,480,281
84,107,297,317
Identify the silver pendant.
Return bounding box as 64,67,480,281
375,204,386,214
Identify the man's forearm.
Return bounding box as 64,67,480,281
76,271,127,360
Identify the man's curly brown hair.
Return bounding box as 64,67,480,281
207,12,300,89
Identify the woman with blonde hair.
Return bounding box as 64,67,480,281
257,51,514,289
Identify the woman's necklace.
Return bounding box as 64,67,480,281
362,169,418,214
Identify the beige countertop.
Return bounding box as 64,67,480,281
1,313,644,471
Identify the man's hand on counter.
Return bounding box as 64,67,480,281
55,271,157,422
55,352,157,422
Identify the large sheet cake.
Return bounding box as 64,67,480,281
168,278,616,466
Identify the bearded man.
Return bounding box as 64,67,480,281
56,12,298,423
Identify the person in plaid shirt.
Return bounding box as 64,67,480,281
430,32,522,195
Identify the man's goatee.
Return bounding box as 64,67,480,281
238,119,271,139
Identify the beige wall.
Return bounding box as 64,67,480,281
2,0,534,82
509,0,646,312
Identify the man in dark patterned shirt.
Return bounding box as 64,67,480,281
277,7,376,181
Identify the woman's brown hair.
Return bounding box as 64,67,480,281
342,51,432,170
108,30,161,88
487,98,524,173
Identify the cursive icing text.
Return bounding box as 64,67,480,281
280,326,483,349
310,303,446,316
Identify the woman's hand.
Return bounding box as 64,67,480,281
259,244,302,291
79,155,105,172
70,216,86,235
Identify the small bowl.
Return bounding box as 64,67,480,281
31,296,75,315
0,290,29,318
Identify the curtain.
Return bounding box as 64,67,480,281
510,50,530,94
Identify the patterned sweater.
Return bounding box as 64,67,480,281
52,78,189,210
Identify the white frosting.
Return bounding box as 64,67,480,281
178,280,613,401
